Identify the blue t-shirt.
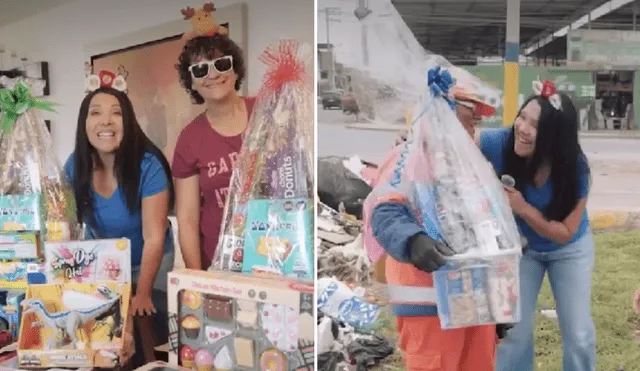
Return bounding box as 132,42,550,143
479,127,591,252
64,152,173,268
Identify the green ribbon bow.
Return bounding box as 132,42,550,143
0,81,56,133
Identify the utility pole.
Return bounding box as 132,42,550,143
354,0,373,120
320,7,341,91
354,0,372,66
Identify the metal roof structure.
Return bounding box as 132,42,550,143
392,0,640,64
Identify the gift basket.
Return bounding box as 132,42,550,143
211,39,314,280
0,78,80,244
325,0,522,329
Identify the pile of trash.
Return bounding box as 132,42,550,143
317,155,378,284
317,313,394,371
317,202,371,284
317,156,396,369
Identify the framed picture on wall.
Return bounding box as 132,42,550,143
90,25,242,165
85,3,247,164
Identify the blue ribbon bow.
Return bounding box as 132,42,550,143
427,66,456,110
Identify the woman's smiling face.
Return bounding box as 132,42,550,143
85,92,123,154
513,99,541,158
191,53,238,102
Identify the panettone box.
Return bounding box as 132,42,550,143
167,269,314,371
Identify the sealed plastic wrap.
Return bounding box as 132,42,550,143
321,0,522,329
0,79,80,244
211,39,314,279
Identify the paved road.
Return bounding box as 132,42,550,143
318,107,640,211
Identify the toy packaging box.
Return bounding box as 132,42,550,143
16,238,132,368
0,262,31,289
0,290,25,348
167,269,314,371
42,239,132,284
0,231,41,261
0,262,31,347
16,282,131,369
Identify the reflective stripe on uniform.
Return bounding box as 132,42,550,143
376,193,406,204
387,284,437,305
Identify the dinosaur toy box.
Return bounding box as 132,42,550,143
167,269,314,371
16,282,131,369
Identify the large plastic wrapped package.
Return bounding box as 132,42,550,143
0,79,80,244
325,0,522,329
211,39,314,280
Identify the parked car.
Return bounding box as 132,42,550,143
322,91,342,110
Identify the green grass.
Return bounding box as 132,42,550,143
373,231,640,371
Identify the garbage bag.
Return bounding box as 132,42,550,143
210,39,314,280
0,79,80,243
318,156,372,219
318,351,344,371
346,334,394,371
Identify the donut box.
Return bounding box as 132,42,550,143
167,269,314,371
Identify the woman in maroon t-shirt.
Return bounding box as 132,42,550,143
173,34,255,270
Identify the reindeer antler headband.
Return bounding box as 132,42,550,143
180,2,229,42
532,78,562,111
84,62,128,94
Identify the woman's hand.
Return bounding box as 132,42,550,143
503,185,529,216
634,288,640,313
130,294,156,316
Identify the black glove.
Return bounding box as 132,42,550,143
408,234,455,273
496,323,515,339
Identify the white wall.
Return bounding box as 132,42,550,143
0,0,314,162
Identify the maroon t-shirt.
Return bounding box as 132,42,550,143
172,97,256,269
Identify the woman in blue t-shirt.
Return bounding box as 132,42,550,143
480,90,595,371
64,86,175,335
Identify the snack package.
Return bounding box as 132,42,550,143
211,39,314,279
0,79,80,242
323,0,522,329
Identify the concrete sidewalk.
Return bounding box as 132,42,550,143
589,210,640,233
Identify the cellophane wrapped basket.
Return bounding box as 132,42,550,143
211,39,314,280
398,67,523,329
323,0,522,329
0,78,80,245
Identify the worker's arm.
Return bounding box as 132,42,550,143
371,201,425,262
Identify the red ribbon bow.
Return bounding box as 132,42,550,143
99,70,117,88
540,80,556,99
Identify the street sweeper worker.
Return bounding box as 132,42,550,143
364,81,505,371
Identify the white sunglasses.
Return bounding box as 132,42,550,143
188,55,234,79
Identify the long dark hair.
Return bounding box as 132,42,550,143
503,93,590,221
73,87,175,224
176,34,246,104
